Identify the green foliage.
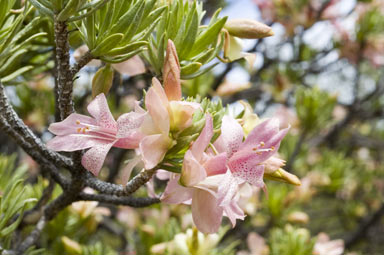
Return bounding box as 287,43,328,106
0,2,48,85
269,225,315,255
145,0,227,78
0,155,40,253
295,87,336,133
76,0,164,63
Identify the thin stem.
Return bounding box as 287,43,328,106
70,51,93,77
16,216,46,254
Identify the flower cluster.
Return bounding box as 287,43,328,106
47,40,300,233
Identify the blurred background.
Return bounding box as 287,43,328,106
1,0,383,254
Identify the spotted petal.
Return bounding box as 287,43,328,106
81,142,115,176
220,115,244,157
87,93,117,131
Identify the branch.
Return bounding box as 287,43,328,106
54,19,74,120
85,168,157,196
78,193,160,207
70,51,93,77
16,216,46,255
285,130,307,172
0,82,73,170
344,203,384,248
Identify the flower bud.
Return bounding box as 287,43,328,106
225,19,274,39
287,211,309,224
163,39,181,101
92,64,114,98
61,236,82,255
264,168,301,186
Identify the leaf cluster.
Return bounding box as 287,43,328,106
145,0,227,79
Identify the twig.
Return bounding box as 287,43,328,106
84,168,157,196
344,203,384,248
70,51,93,77
285,130,307,172
78,193,160,207
16,216,46,254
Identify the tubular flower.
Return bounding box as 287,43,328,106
137,78,199,169
161,115,245,234
47,93,145,175
215,115,290,188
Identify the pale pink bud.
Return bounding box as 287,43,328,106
163,39,181,101
225,19,274,39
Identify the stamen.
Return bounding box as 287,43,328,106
260,141,265,147
271,146,275,151
77,128,82,133
76,120,81,125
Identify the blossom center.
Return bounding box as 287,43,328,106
75,120,116,140
252,141,275,155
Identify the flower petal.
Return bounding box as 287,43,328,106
231,126,290,168
231,163,265,188
191,114,213,161
121,154,142,184
139,134,172,169
114,111,146,148
180,150,207,187
223,200,245,227
191,189,223,234
241,118,280,150
145,80,170,135
48,113,96,136
217,170,241,207
204,152,228,176
87,93,117,131
161,175,194,204
220,115,244,157
81,142,115,176
116,112,145,138
47,135,110,151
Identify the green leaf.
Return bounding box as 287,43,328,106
189,16,227,57
106,41,147,56
180,62,202,76
57,0,80,21
178,5,199,59
92,64,114,98
91,33,124,56
68,0,110,22
100,47,145,63
0,66,34,83
109,1,145,38
28,0,54,17
181,62,219,80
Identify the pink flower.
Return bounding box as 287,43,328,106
137,78,199,169
313,233,344,255
215,115,289,188
161,115,245,233
47,93,144,175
